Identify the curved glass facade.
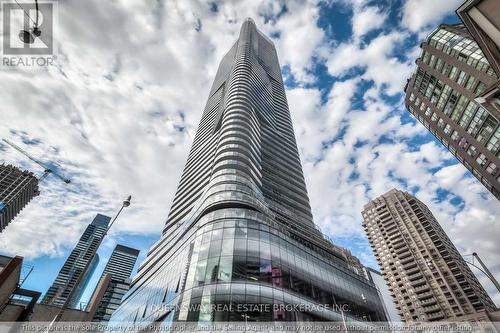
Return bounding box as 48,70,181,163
111,18,386,326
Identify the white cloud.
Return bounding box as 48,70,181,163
0,0,326,257
401,0,464,32
288,78,361,160
271,1,325,83
352,5,387,39
324,31,414,94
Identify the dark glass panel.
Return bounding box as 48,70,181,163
195,260,207,286
232,256,247,281
233,238,247,257
205,257,219,283
209,240,222,258
218,256,232,282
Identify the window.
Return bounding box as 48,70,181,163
443,124,452,135
486,162,497,175
431,81,443,104
486,127,500,155
448,67,458,80
466,107,487,137
441,64,448,75
437,85,452,111
465,76,476,91
435,58,444,71
458,102,479,129
459,137,468,148
451,96,469,122
476,116,498,145
475,153,487,167
443,92,459,116
456,71,467,85
425,107,432,116
431,113,438,122
420,73,431,95
467,145,477,157
475,82,486,95
438,118,445,128
414,68,425,89
429,55,436,67
423,51,430,64
487,67,496,77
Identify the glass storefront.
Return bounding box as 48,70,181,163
112,209,386,325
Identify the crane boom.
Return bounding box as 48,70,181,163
2,138,71,184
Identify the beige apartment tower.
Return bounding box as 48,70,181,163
362,189,496,322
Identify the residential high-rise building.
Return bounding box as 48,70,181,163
0,164,39,233
362,189,496,322
87,244,140,322
42,214,110,308
111,18,386,325
404,24,500,200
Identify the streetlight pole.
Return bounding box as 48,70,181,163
50,195,132,323
472,252,500,293
462,252,500,295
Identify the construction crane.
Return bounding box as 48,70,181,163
2,138,71,184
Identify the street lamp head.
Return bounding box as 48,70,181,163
123,195,132,207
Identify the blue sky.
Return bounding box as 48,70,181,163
0,0,499,307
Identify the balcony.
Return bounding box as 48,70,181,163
399,251,412,260
410,278,427,287
417,291,434,299
380,216,394,225
395,247,410,256
406,267,422,276
402,259,417,268
387,228,399,237
420,298,437,306
393,240,405,249
389,233,403,242
423,305,441,313
426,311,445,320
414,285,431,293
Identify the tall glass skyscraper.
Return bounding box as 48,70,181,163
87,244,140,322
42,214,110,308
111,18,385,325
